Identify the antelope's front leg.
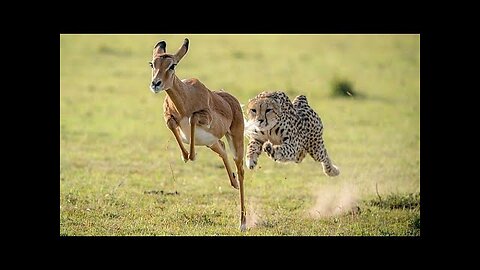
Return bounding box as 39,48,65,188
166,117,189,162
188,114,198,161
246,139,263,170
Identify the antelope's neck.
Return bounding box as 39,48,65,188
165,76,189,116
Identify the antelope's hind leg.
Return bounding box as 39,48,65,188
228,132,246,232
208,140,239,189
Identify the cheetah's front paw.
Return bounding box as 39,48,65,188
246,157,257,170
262,141,274,158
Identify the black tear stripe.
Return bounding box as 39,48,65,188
260,102,268,127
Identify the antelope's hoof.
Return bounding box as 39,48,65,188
240,222,246,232
188,152,196,161
230,173,239,190
181,153,189,163
231,180,239,190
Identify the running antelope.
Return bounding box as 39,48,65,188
149,38,246,231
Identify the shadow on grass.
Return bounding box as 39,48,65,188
330,77,395,104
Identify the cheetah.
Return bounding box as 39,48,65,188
244,91,339,177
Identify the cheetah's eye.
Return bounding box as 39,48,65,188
250,109,256,114
266,109,272,113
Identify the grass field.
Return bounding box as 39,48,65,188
60,34,420,236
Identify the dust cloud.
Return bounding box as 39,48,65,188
308,183,359,218
246,199,261,229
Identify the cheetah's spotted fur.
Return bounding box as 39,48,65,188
244,91,339,177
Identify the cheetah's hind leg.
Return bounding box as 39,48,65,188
321,161,340,177
308,139,340,177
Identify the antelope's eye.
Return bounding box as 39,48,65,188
266,108,272,113
149,62,153,68
169,64,176,70
250,109,256,114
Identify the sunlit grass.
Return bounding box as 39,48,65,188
60,34,420,236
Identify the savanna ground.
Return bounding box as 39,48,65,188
60,34,420,236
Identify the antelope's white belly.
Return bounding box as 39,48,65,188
178,117,219,146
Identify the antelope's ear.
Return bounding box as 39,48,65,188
153,41,167,55
174,38,189,63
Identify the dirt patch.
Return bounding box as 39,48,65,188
144,190,180,196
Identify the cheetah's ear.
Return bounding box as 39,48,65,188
272,99,282,112
246,97,256,107
272,96,283,106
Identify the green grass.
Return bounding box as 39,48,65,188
60,34,420,236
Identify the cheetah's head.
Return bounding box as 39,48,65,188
244,93,281,132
